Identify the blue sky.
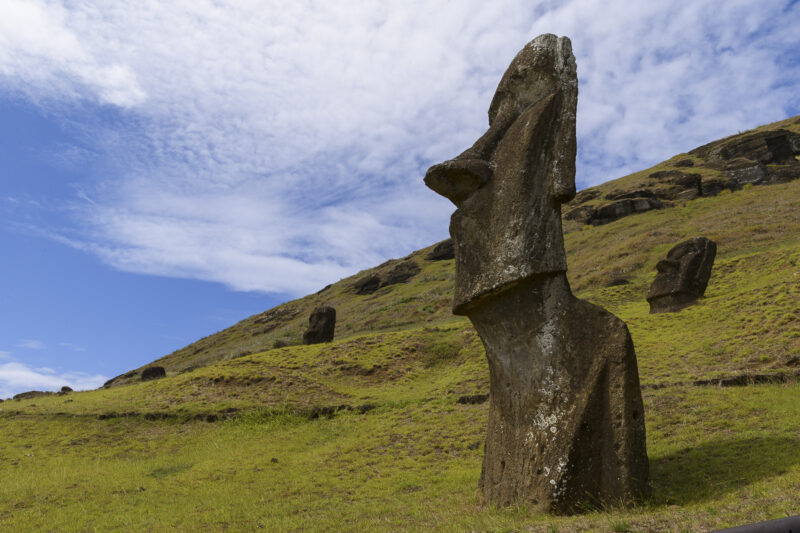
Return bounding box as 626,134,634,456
1,0,799,398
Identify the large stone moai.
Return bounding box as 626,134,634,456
425,34,649,513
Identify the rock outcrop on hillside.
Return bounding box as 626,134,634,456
352,259,421,295
101,115,800,390
426,238,455,261
141,366,166,381
565,127,800,225
425,34,649,513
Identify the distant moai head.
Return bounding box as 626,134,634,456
425,34,578,314
647,237,717,312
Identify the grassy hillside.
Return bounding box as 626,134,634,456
2,116,800,531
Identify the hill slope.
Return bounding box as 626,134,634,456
105,113,800,388
2,115,800,532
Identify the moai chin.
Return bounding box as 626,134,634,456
425,34,650,513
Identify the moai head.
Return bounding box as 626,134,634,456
425,34,578,314
647,237,717,311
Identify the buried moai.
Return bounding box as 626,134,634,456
425,34,649,512
647,237,717,313
302,306,336,344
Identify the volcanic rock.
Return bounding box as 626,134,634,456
591,197,664,225
141,366,166,381
647,237,717,313
352,274,381,295
426,238,455,261
60,386,73,393
424,34,649,512
352,260,421,294
690,129,800,186
382,260,421,286
302,306,336,344
563,204,596,224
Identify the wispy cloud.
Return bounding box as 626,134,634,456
0,351,11,360
59,342,86,352
16,339,46,350
1,1,798,295
0,361,107,399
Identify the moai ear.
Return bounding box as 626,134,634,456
548,106,577,204
424,157,493,207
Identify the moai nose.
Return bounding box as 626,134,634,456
424,157,493,207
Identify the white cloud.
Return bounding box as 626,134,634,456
0,0,145,106
17,339,46,350
1,0,798,295
0,361,107,399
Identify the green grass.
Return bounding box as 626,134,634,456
3,384,800,531
2,117,800,530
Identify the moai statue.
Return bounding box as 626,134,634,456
647,237,717,313
302,306,336,344
425,34,649,513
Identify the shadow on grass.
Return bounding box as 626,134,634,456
650,436,800,506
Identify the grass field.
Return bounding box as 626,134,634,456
2,125,800,531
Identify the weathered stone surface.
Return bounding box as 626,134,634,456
382,260,421,286
352,274,381,295
60,386,73,393
352,260,421,294
699,176,732,197
563,128,800,227
302,306,336,344
470,275,649,511
424,34,649,512
427,238,455,261
692,129,800,166
591,197,664,225
647,237,717,313
141,366,166,381
691,129,800,186
562,205,594,224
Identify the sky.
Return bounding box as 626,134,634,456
1,0,799,398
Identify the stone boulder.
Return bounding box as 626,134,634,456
60,386,73,393
302,306,336,344
647,237,717,313
590,197,664,225
352,259,421,294
382,260,421,286
424,34,649,512
426,239,455,261
690,129,800,187
352,274,381,295
141,366,166,381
